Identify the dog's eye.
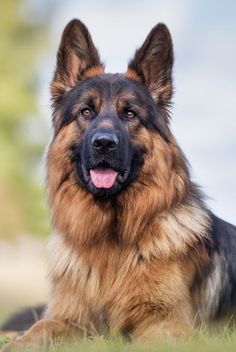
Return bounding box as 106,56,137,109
81,108,93,118
126,110,136,119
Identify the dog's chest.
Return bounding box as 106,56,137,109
48,235,192,335
68,247,189,333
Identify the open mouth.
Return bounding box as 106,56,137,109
82,164,130,189
90,168,118,189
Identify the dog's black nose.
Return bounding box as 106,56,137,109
91,131,119,152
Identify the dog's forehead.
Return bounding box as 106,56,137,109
77,73,144,101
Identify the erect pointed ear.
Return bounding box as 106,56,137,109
51,19,104,100
127,23,173,105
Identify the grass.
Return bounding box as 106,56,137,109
0,336,10,349
53,332,236,352
2,331,236,352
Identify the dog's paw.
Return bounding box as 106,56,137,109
1,319,68,351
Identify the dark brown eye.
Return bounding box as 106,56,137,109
81,108,93,118
126,110,136,119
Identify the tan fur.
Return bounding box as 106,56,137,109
125,69,142,82
84,65,105,78
1,320,69,352
3,20,212,351
126,69,172,103
5,94,211,351
42,116,211,341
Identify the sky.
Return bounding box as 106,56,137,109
28,0,236,223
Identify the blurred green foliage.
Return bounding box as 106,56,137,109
0,0,50,237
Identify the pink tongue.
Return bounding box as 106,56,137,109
90,168,118,189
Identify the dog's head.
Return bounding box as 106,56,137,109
48,19,176,200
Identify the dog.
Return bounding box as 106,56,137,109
2,18,236,350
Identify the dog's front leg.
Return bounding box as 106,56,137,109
1,319,74,351
131,318,193,343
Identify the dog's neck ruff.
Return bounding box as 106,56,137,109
48,198,210,283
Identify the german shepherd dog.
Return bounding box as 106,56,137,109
3,19,236,350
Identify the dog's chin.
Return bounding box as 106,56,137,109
87,181,123,198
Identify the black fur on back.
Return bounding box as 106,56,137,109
211,215,236,317
197,214,236,323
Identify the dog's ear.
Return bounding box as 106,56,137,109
51,19,103,99
128,23,173,105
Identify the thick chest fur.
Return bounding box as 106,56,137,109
46,235,196,336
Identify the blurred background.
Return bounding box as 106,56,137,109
0,0,235,324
